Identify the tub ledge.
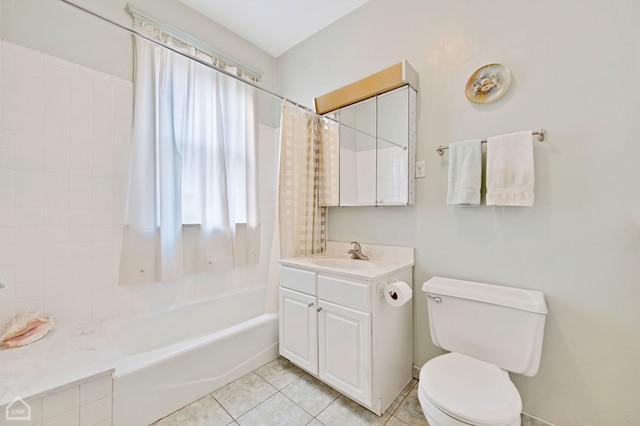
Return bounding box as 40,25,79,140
0,320,114,407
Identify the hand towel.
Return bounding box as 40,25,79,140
486,130,535,206
447,139,482,206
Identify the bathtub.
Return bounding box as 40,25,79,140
104,286,279,426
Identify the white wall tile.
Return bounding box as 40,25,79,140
14,143,43,172
68,242,92,260
14,244,43,265
79,376,112,406
0,286,15,305
0,245,16,266
43,209,70,227
14,189,42,208
0,226,15,246
67,291,92,311
44,296,69,318
0,188,13,208
91,146,113,177
42,408,79,426
44,279,69,299
14,263,42,284
14,300,44,316
44,244,69,264
68,144,92,176
92,129,113,147
92,80,114,117
0,207,16,226
69,73,92,126
69,176,92,193
42,386,79,420
14,282,44,303
0,147,15,169
1,109,16,131
69,193,92,210
14,228,42,251
43,173,68,192
65,308,91,323
44,63,70,122
43,261,69,280
79,396,111,426
14,170,42,189
70,124,92,146
0,168,13,188
13,208,41,227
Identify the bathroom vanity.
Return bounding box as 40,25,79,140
278,242,414,415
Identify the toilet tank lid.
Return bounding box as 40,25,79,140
422,276,548,314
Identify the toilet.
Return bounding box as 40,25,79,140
419,276,548,426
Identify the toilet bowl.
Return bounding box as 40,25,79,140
420,277,547,426
418,353,521,426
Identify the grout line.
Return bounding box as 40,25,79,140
210,392,236,422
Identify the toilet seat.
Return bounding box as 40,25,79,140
419,352,522,426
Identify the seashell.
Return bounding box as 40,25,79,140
1,311,55,348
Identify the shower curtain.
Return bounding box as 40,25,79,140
265,102,338,312
119,36,259,285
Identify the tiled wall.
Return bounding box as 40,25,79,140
0,40,133,325
0,374,112,426
0,41,278,327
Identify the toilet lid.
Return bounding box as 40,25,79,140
420,353,522,426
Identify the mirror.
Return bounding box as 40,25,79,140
326,85,416,206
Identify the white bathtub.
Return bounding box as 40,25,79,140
104,286,279,426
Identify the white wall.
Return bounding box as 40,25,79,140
277,0,640,424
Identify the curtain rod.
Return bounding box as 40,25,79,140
59,0,409,150
59,0,312,112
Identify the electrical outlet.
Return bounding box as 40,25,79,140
415,160,426,178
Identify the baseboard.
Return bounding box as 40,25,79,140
522,412,557,426
412,364,421,379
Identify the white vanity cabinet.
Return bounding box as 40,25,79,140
278,264,413,415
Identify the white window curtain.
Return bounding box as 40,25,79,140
119,36,259,285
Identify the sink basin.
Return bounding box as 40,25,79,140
309,258,378,270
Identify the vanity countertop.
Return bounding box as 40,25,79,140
279,241,414,281
0,320,114,407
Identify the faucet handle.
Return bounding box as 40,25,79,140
350,241,361,250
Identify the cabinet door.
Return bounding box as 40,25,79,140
318,300,372,406
279,288,318,375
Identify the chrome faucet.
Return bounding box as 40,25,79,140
347,241,369,260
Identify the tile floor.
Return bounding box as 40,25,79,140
152,357,429,426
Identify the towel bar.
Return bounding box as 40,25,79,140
435,129,547,156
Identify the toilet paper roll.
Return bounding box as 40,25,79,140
384,281,413,307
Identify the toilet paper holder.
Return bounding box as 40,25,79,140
377,279,400,300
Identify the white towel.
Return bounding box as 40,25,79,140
486,130,535,206
447,139,482,206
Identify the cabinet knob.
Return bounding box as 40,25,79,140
316,307,323,312
307,302,314,307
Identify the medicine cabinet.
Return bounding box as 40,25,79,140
315,61,417,207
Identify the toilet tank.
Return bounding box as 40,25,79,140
423,276,547,376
